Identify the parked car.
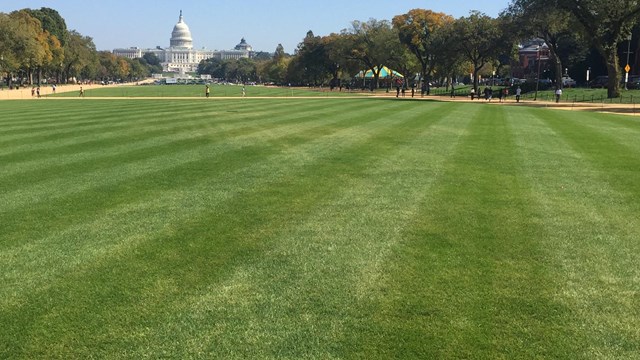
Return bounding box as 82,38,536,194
590,76,608,88
562,76,577,87
625,75,640,89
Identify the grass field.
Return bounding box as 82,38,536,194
1,98,639,358
51,84,368,98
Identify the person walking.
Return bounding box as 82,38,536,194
205,84,210,98
242,85,246,97
516,86,522,103
555,87,562,103
79,86,84,97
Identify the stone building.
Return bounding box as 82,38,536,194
113,11,253,73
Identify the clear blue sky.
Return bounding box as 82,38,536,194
1,0,511,53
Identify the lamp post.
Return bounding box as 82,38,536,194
625,33,632,90
534,45,542,101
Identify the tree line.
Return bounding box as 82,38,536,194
270,1,640,99
3,2,640,98
0,8,161,88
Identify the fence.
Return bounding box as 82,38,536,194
426,86,640,105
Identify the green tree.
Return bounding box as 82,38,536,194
293,30,330,85
128,58,150,80
345,19,403,89
557,0,640,97
264,44,290,84
451,11,513,92
504,0,582,89
392,9,454,87
431,21,468,89
235,57,257,83
142,52,163,74
98,51,119,81
25,7,67,46
0,13,20,87
197,58,225,79
26,7,67,82
10,10,53,84
63,30,97,83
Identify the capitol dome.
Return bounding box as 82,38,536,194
235,38,253,52
170,11,193,49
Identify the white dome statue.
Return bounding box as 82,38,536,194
170,10,193,49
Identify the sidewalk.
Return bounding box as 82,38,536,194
3,84,639,116
0,82,140,100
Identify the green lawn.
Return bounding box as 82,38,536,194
1,98,639,358
51,84,368,98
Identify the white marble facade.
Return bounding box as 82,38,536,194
113,11,253,72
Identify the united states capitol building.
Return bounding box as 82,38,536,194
113,11,253,73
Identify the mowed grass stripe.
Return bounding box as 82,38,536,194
557,110,640,158
0,100,137,128
0,99,385,212
519,108,640,357
358,105,572,358
0,99,327,168
0,96,294,129
0,100,429,309
0,99,370,183
0,99,391,243
535,109,640,208
170,103,473,358
0,99,394,301
0,98,318,150
0,98,279,133
564,111,640,152
1,100,443,358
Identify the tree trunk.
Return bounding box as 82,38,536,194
553,55,563,90
473,68,479,94
473,62,482,93
605,49,621,98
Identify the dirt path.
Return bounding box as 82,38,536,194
3,84,639,117
0,81,150,100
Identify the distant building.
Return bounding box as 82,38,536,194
113,11,253,73
511,39,551,79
